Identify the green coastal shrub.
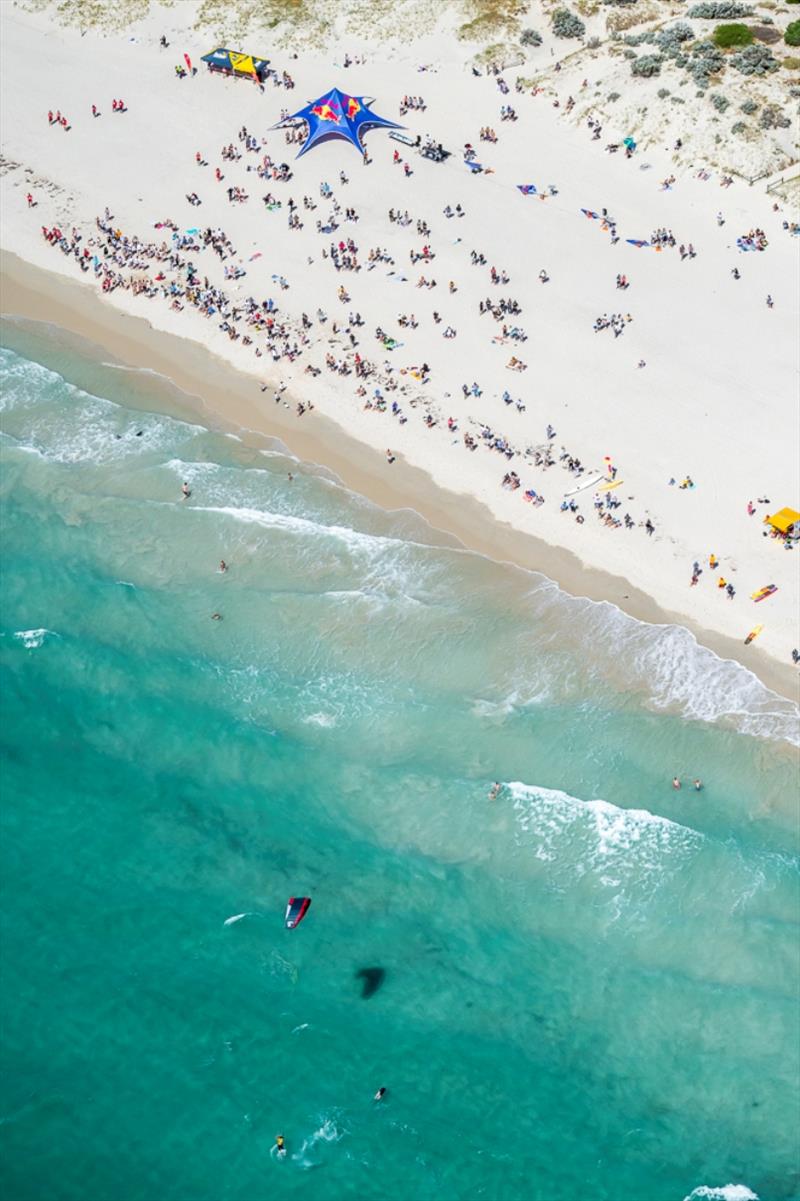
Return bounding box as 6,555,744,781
759,103,790,128
520,28,543,46
713,22,753,46
687,1,751,15
654,22,695,53
710,92,730,110
631,53,663,76
687,39,725,85
730,43,778,72
552,8,586,38
785,21,800,47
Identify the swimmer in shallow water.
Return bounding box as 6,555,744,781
219,560,227,573
488,782,501,800
181,481,191,499
374,1087,386,1101
211,612,222,621
275,1134,286,1157
672,776,681,790
693,779,703,791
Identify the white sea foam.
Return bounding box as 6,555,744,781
190,501,409,553
508,782,702,898
13,629,57,649
471,684,551,720
683,1186,759,1201
302,712,337,728
531,591,800,746
293,1116,344,1169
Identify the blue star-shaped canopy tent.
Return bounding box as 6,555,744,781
276,89,402,157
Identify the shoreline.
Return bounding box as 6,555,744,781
3,248,798,706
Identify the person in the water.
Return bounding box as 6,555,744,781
374,1087,386,1101
488,782,501,800
693,779,703,791
672,777,681,790
275,1134,286,1156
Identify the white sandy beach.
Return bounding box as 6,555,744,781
1,0,799,695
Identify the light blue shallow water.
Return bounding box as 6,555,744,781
1,323,799,1201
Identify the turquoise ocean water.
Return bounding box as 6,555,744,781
1,321,798,1201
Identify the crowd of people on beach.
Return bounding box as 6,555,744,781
31,37,795,654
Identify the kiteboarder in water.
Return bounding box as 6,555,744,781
285,897,311,929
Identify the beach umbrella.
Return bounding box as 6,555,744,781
274,89,402,157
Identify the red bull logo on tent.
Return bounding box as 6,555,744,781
311,97,342,123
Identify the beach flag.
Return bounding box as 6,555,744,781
581,209,599,219
184,53,192,72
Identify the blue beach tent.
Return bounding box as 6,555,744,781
275,89,402,157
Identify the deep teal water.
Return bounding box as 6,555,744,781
1,323,798,1201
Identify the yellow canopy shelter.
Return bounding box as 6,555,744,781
764,507,800,535
200,48,269,81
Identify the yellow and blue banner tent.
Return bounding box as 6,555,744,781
201,48,269,81
764,507,800,536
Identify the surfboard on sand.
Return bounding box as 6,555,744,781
744,624,763,646
563,473,605,498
